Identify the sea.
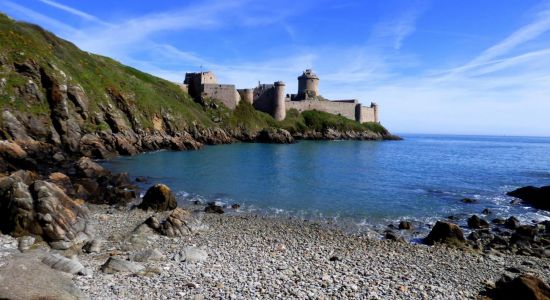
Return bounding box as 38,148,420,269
100,134,550,233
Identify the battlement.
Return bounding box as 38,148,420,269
183,69,379,123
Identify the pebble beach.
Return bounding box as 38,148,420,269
65,205,550,299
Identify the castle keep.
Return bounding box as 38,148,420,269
183,69,379,123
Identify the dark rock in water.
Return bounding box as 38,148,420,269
231,203,241,209
205,202,224,214
505,217,521,229
462,198,477,204
423,221,465,246
135,176,147,182
398,221,412,230
482,208,491,215
468,215,490,229
138,184,177,211
481,273,550,300
507,186,550,211
492,218,506,225
447,215,459,220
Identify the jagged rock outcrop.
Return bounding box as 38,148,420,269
0,172,92,249
144,207,196,237
255,128,294,144
507,186,550,211
467,215,489,229
138,184,177,212
480,274,550,300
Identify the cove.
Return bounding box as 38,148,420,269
101,134,550,226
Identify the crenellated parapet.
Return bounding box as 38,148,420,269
183,69,379,123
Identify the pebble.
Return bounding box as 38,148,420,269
46,205,550,299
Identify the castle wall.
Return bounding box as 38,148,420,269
286,100,358,121
358,105,377,123
202,84,240,109
184,71,217,100
253,84,275,114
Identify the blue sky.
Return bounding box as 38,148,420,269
1,0,550,136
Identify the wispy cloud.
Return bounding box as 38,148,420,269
2,0,550,135
1,0,78,35
37,0,110,26
445,3,550,78
372,6,426,50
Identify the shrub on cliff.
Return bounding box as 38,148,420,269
301,110,389,134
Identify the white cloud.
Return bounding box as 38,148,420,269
3,0,550,135
37,0,111,26
1,0,78,35
445,4,550,78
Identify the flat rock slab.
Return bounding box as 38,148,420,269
42,253,85,275
175,246,208,263
0,252,87,300
101,257,145,274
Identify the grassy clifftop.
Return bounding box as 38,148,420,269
0,12,392,143
0,13,212,132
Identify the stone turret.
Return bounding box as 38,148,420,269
273,81,286,121
371,102,379,123
237,88,253,104
297,69,319,100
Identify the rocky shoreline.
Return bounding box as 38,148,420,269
2,202,549,299
1,134,550,299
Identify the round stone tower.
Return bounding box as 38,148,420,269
237,89,253,104
371,102,379,123
297,69,319,100
273,81,286,121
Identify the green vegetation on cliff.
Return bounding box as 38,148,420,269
0,13,212,132
0,12,391,139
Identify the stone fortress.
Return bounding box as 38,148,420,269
182,69,379,123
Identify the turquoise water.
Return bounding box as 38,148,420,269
101,134,550,227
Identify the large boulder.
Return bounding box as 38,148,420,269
468,215,489,229
0,174,91,249
138,184,177,211
74,156,107,178
0,252,86,300
507,186,550,211
423,221,465,246
145,207,193,237
482,274,550,300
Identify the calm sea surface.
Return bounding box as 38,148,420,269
101,134,550,228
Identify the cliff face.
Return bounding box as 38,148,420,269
0,13,236,169
0,13,397,173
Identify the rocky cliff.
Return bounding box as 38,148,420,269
0,13,398,173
